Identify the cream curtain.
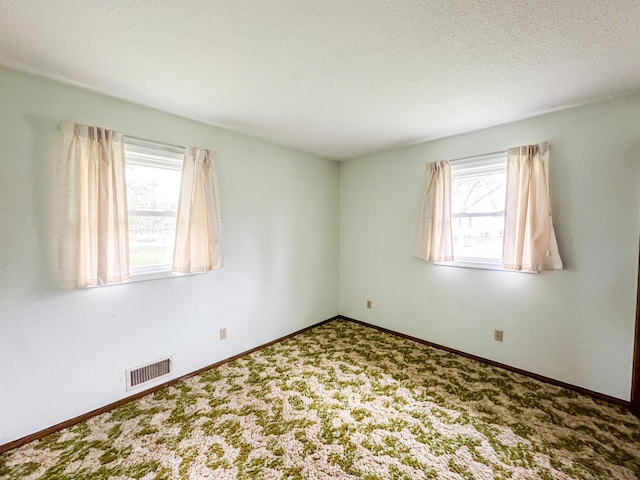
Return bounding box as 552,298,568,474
414,160,454,262
502,142,562,272
172,147,224,273
58,123,130,287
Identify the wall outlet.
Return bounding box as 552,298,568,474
219,328,227,340
366,299,372,309
494,329,504,342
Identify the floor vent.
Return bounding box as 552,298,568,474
126,357,172,391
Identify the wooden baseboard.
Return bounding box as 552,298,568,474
3,313,628,455
339,316,630,408
0,315,340,455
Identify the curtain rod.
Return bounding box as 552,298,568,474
448,149,507,163
59,123,188,151
125,135,186,151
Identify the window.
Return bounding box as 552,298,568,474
58,122,224,287
124,138,185,279
417,143,561,272
447,152,507,268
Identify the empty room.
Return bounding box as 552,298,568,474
1,1,640,479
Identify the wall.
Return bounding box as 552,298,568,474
2,66,638,446
339,94,640,400
0,68,339,445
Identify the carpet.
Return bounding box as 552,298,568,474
2,319,639,479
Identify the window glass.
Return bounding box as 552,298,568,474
124,139,184,276
450,155,506,263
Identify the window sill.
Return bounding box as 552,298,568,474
81,269,206,288
126,270,205,284
434,259,538,273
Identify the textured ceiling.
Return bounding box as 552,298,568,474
1,1,639,160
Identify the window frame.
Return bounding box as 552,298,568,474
124,137,185,282
436,152,508,271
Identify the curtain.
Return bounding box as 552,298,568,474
172,147,224,273
502,142,562,272
414,160,454,262
58,123,130,287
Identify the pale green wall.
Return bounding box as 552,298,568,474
2,65,639,446
339,94,640,400
0,68,339,444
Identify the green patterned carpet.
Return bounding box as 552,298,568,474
2,319,640,479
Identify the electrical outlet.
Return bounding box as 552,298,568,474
366,300,372,309
219,328,227,340
494,329,504,342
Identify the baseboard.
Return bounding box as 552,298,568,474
339,316,630,408
0,315,340,455
3,313,628,455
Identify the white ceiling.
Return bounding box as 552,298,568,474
1,1,639,160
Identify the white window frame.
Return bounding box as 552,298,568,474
436,152,508,271
124,137,185,282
